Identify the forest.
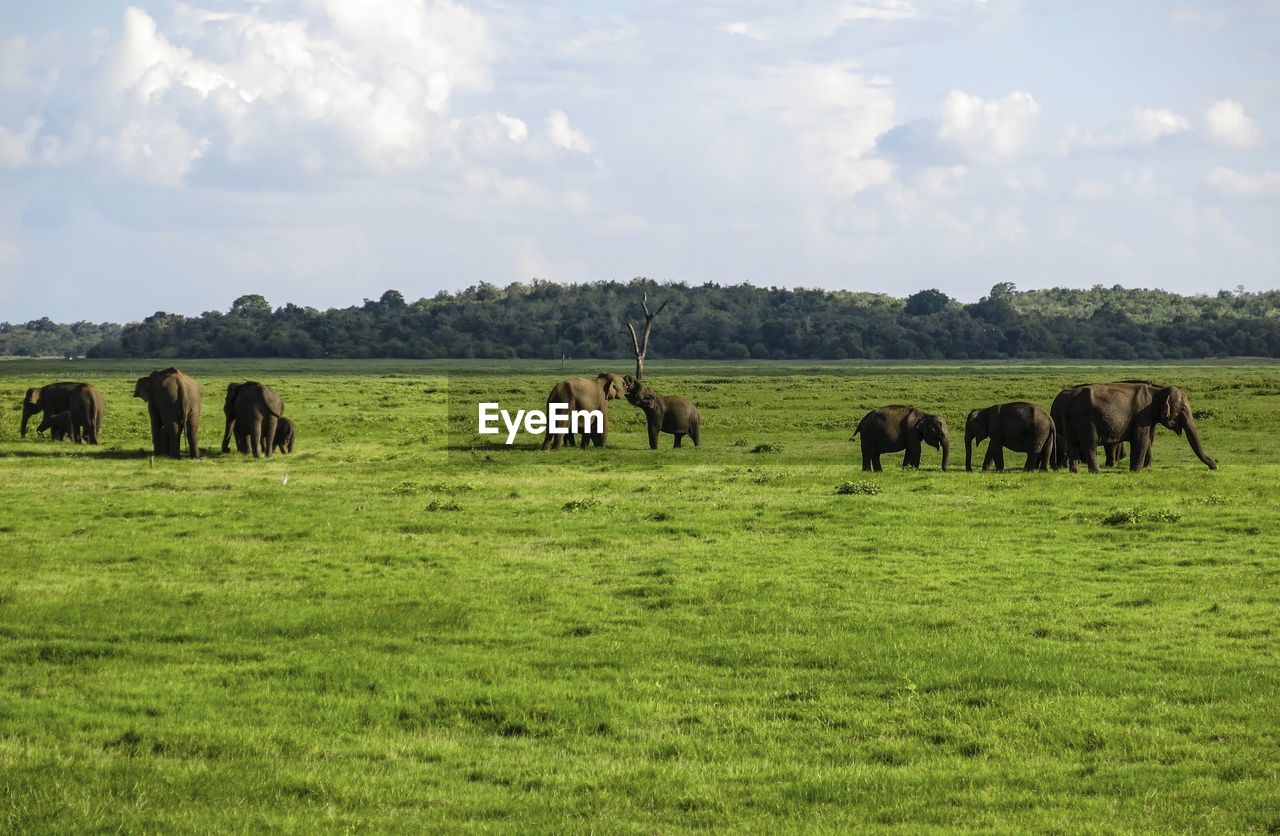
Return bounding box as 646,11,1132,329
3,280,1279,360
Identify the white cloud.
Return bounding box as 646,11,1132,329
1132,107,1191,143
546,110,592,154
1059,106,1189,154
937,90,1041,160
739,63,897,196
495,114,529,144
0,2,502,184
1205,167,1280,199
0,116,42,167
1205,99,1262,149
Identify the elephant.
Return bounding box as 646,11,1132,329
965,402,1054,472
540,372,627,450
21,382,104,443
133,367,202,459
273,417,297,454
221,382,285,458
625,380,701,449
851,406,950,472
1050,386,1131,469
37,411,75,442
1057,381,1216,473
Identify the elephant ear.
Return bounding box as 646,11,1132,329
24,387,38,406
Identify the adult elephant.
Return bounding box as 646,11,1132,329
221,382,284,457
21,382,104,443
625,379,701,449
1050,386,1130,469
133,368,202,459
541,372,626,450
1059,381,1215,473
851,406,950,472
965,402,1054,472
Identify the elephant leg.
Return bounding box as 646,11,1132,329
1085,445,1100,474
148,409,163,455
862,448,872,471
163,421,183,459
691,423,700,448
872,455,883,472
249,417,262,458
264,416,278,458
1130,431,1150,473
187,417,200,459
673,433,683,447
648,422,659,450
221,417,234,454
565,433,576,447
982,449,995,472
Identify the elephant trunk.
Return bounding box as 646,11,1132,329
939,435,950,472
964,429,974,472
1182,415,1217,470
20,405,34,437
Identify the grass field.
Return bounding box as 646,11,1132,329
1,358,1277,832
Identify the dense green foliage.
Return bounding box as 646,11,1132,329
7,281,1280,360
0,318,121,358
1,358,1277,831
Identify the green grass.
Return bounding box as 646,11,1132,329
1,358,1277,832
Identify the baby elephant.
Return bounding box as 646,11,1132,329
38,411,76,442
273,417,296,454
965,402,1054,472
852,405,950,471
632,385,701,449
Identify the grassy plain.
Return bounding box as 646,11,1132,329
0,358,1277,833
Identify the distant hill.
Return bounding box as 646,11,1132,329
3,280,1279,360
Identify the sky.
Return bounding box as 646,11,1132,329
1,1,1278,323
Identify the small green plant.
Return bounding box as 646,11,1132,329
835,480,880,495
1100,506,1182,526
424,500,463,512
751,443,782,454
563,497,601,512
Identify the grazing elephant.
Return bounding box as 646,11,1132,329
851,406,950,472
273,417,296,454
21,382,104,443
627,382,701,449
221,382,284,458
541,372,626,450
37,411,75,442
965,402,1054,472
1058,381,1215,473
133,367,202,459
1050,386,1130,469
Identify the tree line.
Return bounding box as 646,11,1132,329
3,280,1279,360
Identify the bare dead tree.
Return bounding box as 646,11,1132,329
625,292,668,380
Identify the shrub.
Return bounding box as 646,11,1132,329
563,498,601,512
1100,507,1182,526
751,443,782,454
835,480,881,495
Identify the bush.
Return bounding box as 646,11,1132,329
1100,507,1182,526
836,480,880,495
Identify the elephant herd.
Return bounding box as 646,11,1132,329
538,372,701,450
19,371,1215,473
852,379,1217,473
19,368,296,460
